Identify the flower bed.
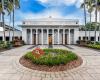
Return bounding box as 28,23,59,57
20,48,82,72
24,49,78,66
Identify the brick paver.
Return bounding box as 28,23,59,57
0,45,100,80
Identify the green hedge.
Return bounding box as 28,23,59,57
24,49,78,66
87,44,100,50
0,41,12,49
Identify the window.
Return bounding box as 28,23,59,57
87,37,88,40
20,36,22,40
6,37,9,41
83,37,88,41
98,37,100,41
79,37,81,40
91,37,94,41
83,37,85,40
0,36,3,41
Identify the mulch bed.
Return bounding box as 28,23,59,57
19,56,83,72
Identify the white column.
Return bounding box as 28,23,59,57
36,29,38,45
68,29,70,45
58,29,60,44
22,28,27,44
52,29,54,44
41,29,43,45
63,29,65,45
47,29,48,44
74,28,79,44
30,29,32,44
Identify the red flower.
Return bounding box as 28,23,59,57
32,48,44,58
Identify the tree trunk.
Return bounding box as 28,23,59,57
89,12,92,41
0,13,2,27
9,14,11,42
99,11,100,42
2,12,5,41
12,9,14,41
1,0,5,42
94,0,98,44
84,0,87,41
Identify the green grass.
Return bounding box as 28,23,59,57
24,49,78,66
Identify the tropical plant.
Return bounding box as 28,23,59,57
80,22,99,31
85,0,94,40
0,0,20,42
92,0,100,43
9,0,20,41
81,0,87,41
94,0,98,44
97,0,100,42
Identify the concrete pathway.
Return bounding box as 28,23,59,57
0,45,100,80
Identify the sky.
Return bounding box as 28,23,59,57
3,0,96,30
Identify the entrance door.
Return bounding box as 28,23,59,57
33,34,36,45
48,34,52,45
65,34,67,45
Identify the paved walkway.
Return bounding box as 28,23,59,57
0,45,100,80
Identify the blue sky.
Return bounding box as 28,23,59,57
5,0,93,30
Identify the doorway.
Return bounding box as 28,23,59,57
65,34,67,45
48,34,52,45
33,34,36,45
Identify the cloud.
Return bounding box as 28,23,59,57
15,8,84,26
38,0,83,7
16,9,62,20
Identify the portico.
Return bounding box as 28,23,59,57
25,28,76,45
20,18,79,45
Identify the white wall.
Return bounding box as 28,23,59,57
0,30,22,41
79,31,100,41
73,28,79,44
22,28,27,43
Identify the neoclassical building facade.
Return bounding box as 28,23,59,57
20,18,100,45
20,18,79,45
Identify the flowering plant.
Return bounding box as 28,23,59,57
32,48,44,58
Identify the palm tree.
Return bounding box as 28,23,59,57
0,0,19,42
0,0,11,42
9,0,20,41
8,14,11,42
85,0,94,41
94,0,98,43
1,0,6,42
97,0,100,42
81,0,87,41
7,0,13,42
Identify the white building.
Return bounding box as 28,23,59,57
20,17,100,45
0,22,22,41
